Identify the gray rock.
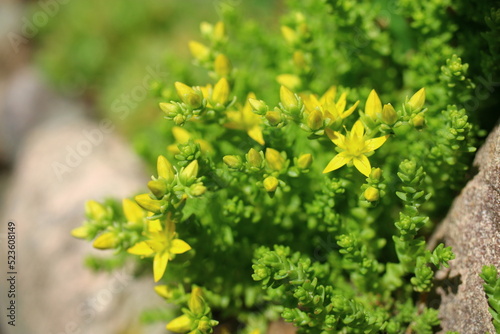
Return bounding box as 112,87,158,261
429,124,500,333
0,102,168,334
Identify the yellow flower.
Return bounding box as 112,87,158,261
323,120,388,177
225,93,265,145
301,86,359,127
128,217,191,282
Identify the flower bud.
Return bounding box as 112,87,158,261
166,314,192,333
281,26,297,45
248,98,268,115
214,54,232,78
370,167,382,180
223,155,242,168
280,85,300,112
263,176,279,192
200,22,212,39
85,200,108,221
307,109,323,130
154,285,172,299
265,148,285,171
412,114,425,128
180,160,199,183
71,225,90,239
93,231,119,250
213,21,226,43
408,88,426,110
173,114,186,125
175,82,202,109
190,184,207,197
247,148,263,168
364,187,380,202
188,41,210,62
148,180,168,198
381,103,397,125
293,50,308,71
365,89,382,119
297,153,313,169
159,102,180,117
265,110,282,126
212,77,230,106
188,287,205,314
157,155,175,182
135,194,163,213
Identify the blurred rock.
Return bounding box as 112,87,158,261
0,98,168,333
429,124,500,333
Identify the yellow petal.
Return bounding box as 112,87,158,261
335,92,347,113
148,219,163,233
341,100,359,119
171,239,192,254
353,155,371,177
153,251,170,282
248,126,265,145
127,241,155,256
365,89,382,119
123,198,145,225
325,128,346,150
365,135,389,152
323,152,351,173
320,86,337,105
351,120,365,138
166,314,192,333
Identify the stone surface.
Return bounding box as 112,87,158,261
429,124,500,333
0,98,167,333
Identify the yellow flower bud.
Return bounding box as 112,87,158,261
180,160,199,183
172,126,191,144
263,176,279,192
159,102,180,116
223,155,242,168
213,21,226,43
370,167,382,180
412,114,425,128
265,148,285,171
364,187,380,202
190,184,207,197
188,40,210,62
85,200,108,221
408,88,426,110
154,285,172,299
280,85,300,111
200,22,213,38
365,89,382,119
157,155,175,182
381,103,397,125
135,194,163,213
93,232,119,250
307,109,323,130
70,225,90,239
277,74,301,91
148,179,168,198
212,77,230,106
173,114,185,125
214,54,232,78
166,314,192,333
188,287,205,314
297,153,313,169
248,98,268,115
293,50,308,71
175,82,202,109
265,110,282,126
281,25,297,45
247,148,263,168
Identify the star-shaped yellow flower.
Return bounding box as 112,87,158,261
128,216,191,282
323,120,388,177
225,92,265,145
301,86,359,127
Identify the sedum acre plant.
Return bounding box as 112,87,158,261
72,0,499,333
